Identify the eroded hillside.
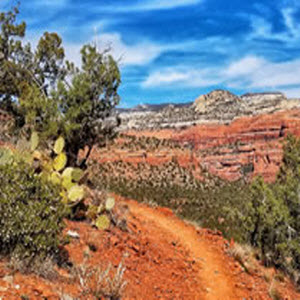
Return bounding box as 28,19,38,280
93,91,300,182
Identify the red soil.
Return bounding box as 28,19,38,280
0,197,299,299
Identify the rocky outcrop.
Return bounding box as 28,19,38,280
119,90,300,130
193,90,246,120
241,92,299,114
118,104,198,131
94,90,300,182
1,90,300,182
96,109,300,182
172,110,300,181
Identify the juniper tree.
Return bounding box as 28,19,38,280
0,4,121,166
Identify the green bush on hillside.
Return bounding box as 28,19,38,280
0,157,67,268
246,177,294,269
247,135,300,279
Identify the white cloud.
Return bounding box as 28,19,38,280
249,16,291,43
62,33,214,68
282,7,300,39
143,71,189,87
250,16,273,38
100,0,203,12
224,56,265,77
61,33,165,68
251,61,300,88
249,6,300,44
142,55,300,96
97,33,163,66
131,0,203,11
142,67,220,88
25,30,165,68
225,56,300,89
63,42,82,67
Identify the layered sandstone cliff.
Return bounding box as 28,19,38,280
119,90,300,130
94,91,300,182
95,109,300,182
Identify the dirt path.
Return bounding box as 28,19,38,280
0,196,298,299
125,199,300,300
127,200,244,300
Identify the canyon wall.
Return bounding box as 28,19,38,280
118,90,300,131
96,91,300,182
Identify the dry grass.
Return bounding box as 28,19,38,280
268,279,284,300
227,243,256,274
94,262,127,299
71,259,127,300
8,255,58,280
274,272,285,283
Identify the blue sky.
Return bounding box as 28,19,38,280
1,0,300,107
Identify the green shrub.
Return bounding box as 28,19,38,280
0,158,67,267
246,177,293,269
247,136,300,280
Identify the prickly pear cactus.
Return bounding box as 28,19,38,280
30,131,39,151
9,131,118,229
105,197,115,211
28,132,85,206
53,152,67,171
93,195,116,230
68,185,85,202
54,136,65,154
0,148,13,166
95,215,110,230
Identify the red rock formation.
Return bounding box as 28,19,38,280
173,109,300,181
95,109,300,182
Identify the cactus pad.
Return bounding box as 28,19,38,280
72,168,83,182
95,215,110,230
30,131,39,151
0,148,13,166
105,197,115,211
50,172,61,185
54,136,65,154
53,153,67,171
62,167,74,180
67,185,85,202
62,177,75,190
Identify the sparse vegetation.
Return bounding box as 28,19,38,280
0,104,119,279
227,243,255,274
117,134,184,151
71,260,127,300
92,160,251,241
269,279,284,300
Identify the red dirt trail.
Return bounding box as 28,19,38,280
128,200,235,300
126,199,300,300
0,198,299,299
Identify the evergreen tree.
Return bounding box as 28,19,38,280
0,4,121,166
